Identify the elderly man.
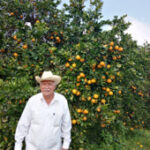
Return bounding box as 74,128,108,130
14,71,72,150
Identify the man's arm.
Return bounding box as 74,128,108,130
14,100,32,150
61,99,72,150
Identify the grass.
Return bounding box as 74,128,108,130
122,129,150,150
84,129,150,150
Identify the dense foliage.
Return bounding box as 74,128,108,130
0,0,150,149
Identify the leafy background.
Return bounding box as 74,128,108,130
0,0,150,149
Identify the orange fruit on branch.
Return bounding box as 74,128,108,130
75,55,81,60
22,44,28,49
101,99,106,104
72,119,77,125
106,79,112,83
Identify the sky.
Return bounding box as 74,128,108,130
60,0,150,45
101,0,150,45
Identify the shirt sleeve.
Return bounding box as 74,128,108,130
61,98,72,149
14,100,32,150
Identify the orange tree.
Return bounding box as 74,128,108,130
0,0,150,149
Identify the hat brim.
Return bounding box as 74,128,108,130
35,75,61,85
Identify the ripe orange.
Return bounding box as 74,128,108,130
82,116,87,121
17,39,21,43
112,56,117,60
101,123,106,128
56,36,60,41
109,41,114,46
108,91,113,96
115,45,119,50
77,75,81,80
130,127,134,131
22,44,28,49
10,12,14,16
36,20,40,23
81,97,86,101
75,55,81,60
19,100,22,104
106,88,110,92
105,93,108,97
87,80,92,85
102,76,106,80
97,64,102,68
109,46,113,51
118,47,123,52
131,85,136,90
110,75,115,79
83,109,88,114
32,38,36,42
84,78,87,83
76,79,80,82
106,79,112,83
118,90,122,94
116,110,120,114
68,58,72,61
102,87,106,90
76,83,80,86
72,89,77,95
65,62,70,67
101,99,106,104
93,94,99,99
76,91,81,96
13,52,18,57
117,55,121,59
50,36,54,40
72,119,77,125
99,61,105,67
91,78,96,83
72,63,76,68
91,99,96,104
107,64,111,69
88,96,92,101
80,58,85,62
80,72,85,78
92,63,96,69
117,72,120,76
55,36,60,40
103,56,107,59
96,107,101,112
13,35,17,40
77,109,82,113
20,15,23,19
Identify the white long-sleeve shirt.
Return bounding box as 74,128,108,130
14,92,72,150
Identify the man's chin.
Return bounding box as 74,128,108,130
42,92,51,96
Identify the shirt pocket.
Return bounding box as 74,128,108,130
53,111,63,127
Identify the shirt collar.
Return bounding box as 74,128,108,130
40,92,58,104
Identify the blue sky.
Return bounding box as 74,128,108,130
60,0,150,45
101,0,150,45
102,0,150,24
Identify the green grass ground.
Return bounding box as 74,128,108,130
84,129,150,150
122,129,150,150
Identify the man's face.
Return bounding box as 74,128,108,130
40,80,56,97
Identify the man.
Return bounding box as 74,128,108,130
14,71,72,150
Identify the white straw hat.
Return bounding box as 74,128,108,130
35,71,61,85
